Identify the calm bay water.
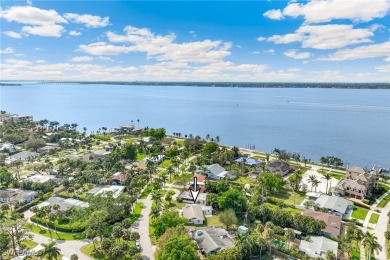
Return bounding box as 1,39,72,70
1,83,389,168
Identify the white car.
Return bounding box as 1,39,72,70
135,240,141,251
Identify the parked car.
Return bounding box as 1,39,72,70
135,240,141,251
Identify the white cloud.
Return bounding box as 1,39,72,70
252,51,260,55
257,36,266,42
236,45,242,49
284,49,311,59
264,49,275,54
64,13,109,28
281,0,389,23
22,24,64,37
0,6,67,25
36,60,45,63
97,56,114,62
0,47,15,54
263,9,284,20
3,31,23,39
375,64,390,73
319,42,390,61
70,56,94,62
79,42,133,56
34,48,43,51
266,24,376,49
384,57,390,62
69,30,81,36
80,26,232,63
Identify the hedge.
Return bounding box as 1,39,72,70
15,198,42,213
30,215,86,233
352,201,371,209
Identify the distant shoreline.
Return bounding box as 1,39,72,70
1,81,389,89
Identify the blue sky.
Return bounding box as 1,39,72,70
1,0,389,82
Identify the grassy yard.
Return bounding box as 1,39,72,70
160,159,171,168
24,223,85,240
128,203,144,223
231,176,256,185
369,213,380,224
81,241,135,260
264,203,303,214
351,206,369,221
139,184,153,199
20,239,38,250
317,169,345,180
136,153,145,161
270,190,306,205
378,193,390,208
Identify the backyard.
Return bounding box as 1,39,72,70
351,206,369,221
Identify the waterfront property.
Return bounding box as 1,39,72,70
315,194,354,217
234,157,262,165
266,160,297,176
299,236,338,259
0,189,37,204
192,227,235,255
37,196,89,211
302,209,342,237
334,166,380,200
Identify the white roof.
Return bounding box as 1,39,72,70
94,185,125,198
315,195,353,214
299,236,338,258
306,192,322,198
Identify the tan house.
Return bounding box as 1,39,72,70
333,166,380,200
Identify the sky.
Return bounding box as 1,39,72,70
0,0,389,82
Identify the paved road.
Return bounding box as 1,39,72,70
28,231,92,260
132,195,155,260
374,198,390,260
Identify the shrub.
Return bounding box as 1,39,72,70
30,215,86,233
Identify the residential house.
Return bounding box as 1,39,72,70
37,196,89,211
203,164,237,180
315,194,354,217
299,236,338,259
114,123,141,134
334,166,380,200
193,227,235,255
189,174,206,192
0,143,16,153
302,209,342,237
265,160,297,176
25,174,60,184
87,185,125,198
248,168,262,179
8,151,38,163
179,191,207,205
0,189,37,204
112,172,128,185
182,204,205,225
234,157,262,165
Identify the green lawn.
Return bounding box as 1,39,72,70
231,176,256,185
270,190,306,206
160,159,171,167
24,223,85,240
264,203,303,214
136,153,145,161
369,213,380,224
378,193,390,208
20,239,38,250
351,206,369,221
139,184,153,199
81,241,135,260
128,203,144,223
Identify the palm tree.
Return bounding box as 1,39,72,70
363,232,382,260
308,175,318,192
263,222,275,254
37,242,61,260
313,179,321,192
322,173,332,194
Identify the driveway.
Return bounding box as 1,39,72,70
301,167,338,194
132,195,155,260
28,232,92,260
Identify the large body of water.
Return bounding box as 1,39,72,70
1,83,389,168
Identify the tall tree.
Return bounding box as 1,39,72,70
219,209,238,230
37,242,61,260
322,173,332,194
362,232,382,260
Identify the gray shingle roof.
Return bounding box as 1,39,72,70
182,204,205,221
193,227,234,255
315,195,353,214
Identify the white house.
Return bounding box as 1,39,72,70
204,164,237,180
299,236,338,259
182,204,205,225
